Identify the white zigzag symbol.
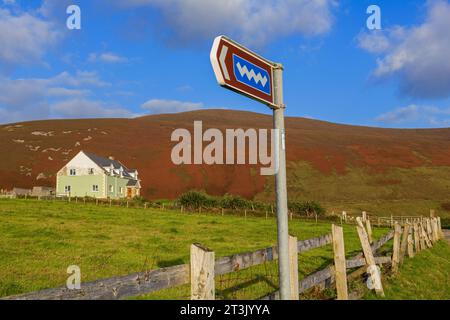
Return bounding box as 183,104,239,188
236,62,268,87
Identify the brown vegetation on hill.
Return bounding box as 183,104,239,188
1,110,450,200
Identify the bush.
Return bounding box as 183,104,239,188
132,196,147,204
440,217,450,230
288,201,325,217
441,202,450,212
220,194,250,210
178,190,326,217
178,190,216,209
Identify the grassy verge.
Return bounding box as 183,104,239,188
363,240,450,300
255,162,450,218
0,198,390,299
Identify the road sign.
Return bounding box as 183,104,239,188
210,35,277,107
210,35,291,300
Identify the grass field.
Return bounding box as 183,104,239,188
364,241,450,300
256,162,450,218
0,199,450,299
0,199,447,300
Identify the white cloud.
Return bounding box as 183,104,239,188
141,99,204,114
375,104,450,127
0,71,121,124
358,0,450,99
49,99,134,119
0,71,106,108
88,52,129,64
114,0,337,47
52,71,111,88
0,7,61,67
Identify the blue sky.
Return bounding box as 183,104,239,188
1,0,450,128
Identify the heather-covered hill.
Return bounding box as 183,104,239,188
1,109,450,204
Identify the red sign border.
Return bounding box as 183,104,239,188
210,36,277,108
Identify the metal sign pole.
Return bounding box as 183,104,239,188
210,36,292,299
273,64,291,300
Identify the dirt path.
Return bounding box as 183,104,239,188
444,229,450,245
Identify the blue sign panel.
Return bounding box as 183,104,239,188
233,54,271,96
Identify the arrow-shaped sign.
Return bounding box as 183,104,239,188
219,45,230,81
210,35,276,107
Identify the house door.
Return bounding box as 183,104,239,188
127,187,132,198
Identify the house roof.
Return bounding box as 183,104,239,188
126,180,139,187
83,152,138,179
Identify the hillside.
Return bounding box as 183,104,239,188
1,110,450,208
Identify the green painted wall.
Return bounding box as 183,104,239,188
57,174,132,199
57,175,105,198
105,175,130,199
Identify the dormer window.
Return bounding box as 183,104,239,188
88,168,94,175
69,169,76,176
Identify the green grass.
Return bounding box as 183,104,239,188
256,162,450,218
364,241,450,300
0,198,390,299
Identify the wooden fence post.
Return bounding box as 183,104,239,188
430,218,436,243
332,224,348,300
221,208,224,216
426,218,433,244
437,217,443,239
356,217,384,296
432,218,439,242
362,211,367,223
392,223,402,274
190,244,215,300
407,233,414,258
288,235,299,300
391,215,394,228
413,223,421,252
265,210,268,220
109,199,112,207
366,219,373,244
422,223,432,248
399,224,411,264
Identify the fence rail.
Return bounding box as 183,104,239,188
261,230,394,300
2,234,333,300
1,197,443,301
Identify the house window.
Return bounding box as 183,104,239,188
69,169,76,176
109,185,114,193
119,187,123,194
92,185,99,192
65,186,71,193
88,168,94,175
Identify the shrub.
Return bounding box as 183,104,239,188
178,190,213,209
441,202,450,211
132,196,147,204
288,201,326,217
220,194,250,209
